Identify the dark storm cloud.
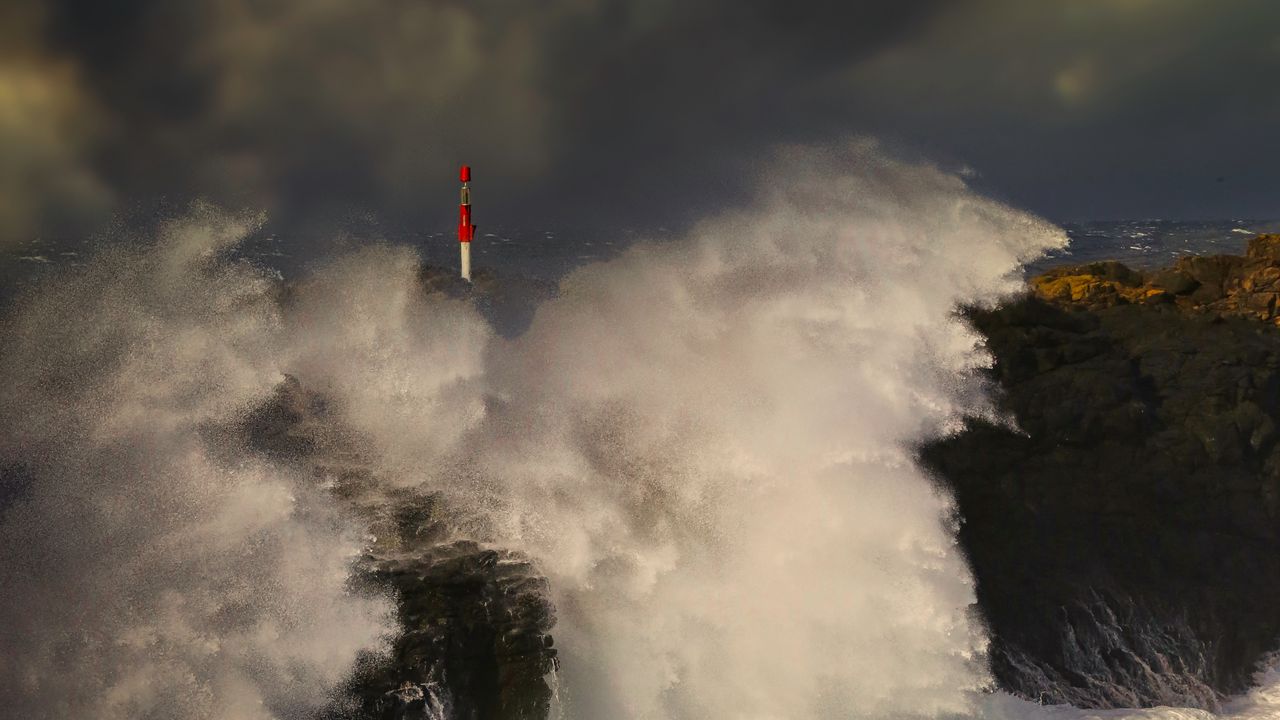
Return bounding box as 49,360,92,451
0,0,947,245
840,0,1280,220
2,0,1278,247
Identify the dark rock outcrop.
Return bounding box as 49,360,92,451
243,375,557,720
339,536,558,720
925,237,1280,710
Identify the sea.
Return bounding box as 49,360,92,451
1,156,1278,720
1025,219,1280,275
6,219,1279,297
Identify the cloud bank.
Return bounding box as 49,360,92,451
1,0,1277,247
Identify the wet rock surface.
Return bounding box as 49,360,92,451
243,374,557,720
340,537,558,720
925,237,1280,710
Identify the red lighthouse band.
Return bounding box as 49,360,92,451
459,165,475,281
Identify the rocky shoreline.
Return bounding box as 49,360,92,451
243,237,1280,717
924,234,1280,709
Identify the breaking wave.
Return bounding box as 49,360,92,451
0,208,393,719
0,140,1275,719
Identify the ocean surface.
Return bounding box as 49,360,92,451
1,163,1278,720
1026,219,1280,275
6,219,1279,296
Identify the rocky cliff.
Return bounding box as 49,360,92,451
924,234,1280,709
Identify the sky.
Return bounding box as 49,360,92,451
2,0,1278,248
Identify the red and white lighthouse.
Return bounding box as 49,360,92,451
458,165,475,282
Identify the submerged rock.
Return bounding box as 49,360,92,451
925,236,1280,710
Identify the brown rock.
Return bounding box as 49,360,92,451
1148,269,1199,295
1031,262,1150,309
1032,236,1280,325
1242,265,1280,293
1246,234,1280,261
1178,256,1246,303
